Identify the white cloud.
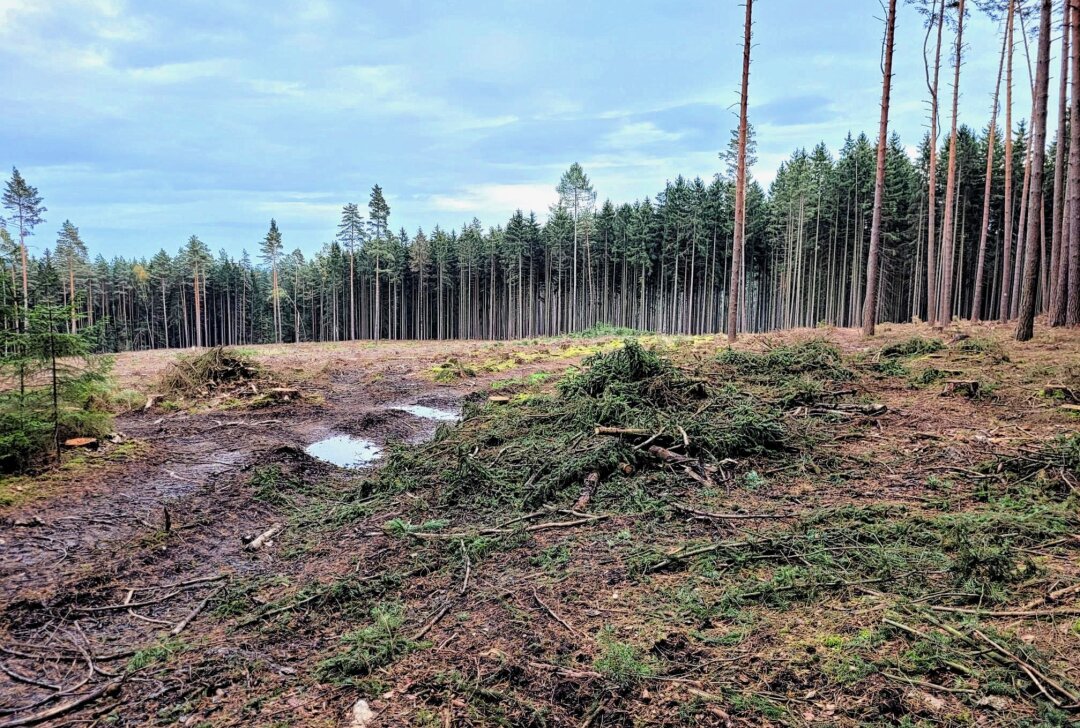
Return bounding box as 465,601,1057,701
249,79,306,97
127,59,234,84
603,121,684,149
430,184,558,217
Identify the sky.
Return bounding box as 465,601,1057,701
1,0,1022,259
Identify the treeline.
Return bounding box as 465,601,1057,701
0,119,1067,351
5,0,1080,351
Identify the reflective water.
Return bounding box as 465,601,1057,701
305,435,382,468
394,405,460,422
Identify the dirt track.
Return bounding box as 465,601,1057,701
0,338,603,726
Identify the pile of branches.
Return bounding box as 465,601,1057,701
370,340,809,516
992,434,1080,495
159,347,261,398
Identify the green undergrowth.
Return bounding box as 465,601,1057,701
568,322,650,339
371,339,817,517
648,496,1075,601
316,602,428,685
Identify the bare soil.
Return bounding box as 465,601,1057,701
1,323,1078,727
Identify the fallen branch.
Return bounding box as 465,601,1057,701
0,662,61,691
973,630,1079,706
459,540,471,595
72,591,182,614
532,589,583,638
171,585,226,636
245,523,284,551
0,680,121,728
412,601,454,641
1023,581,1080,610
929,605,1080,618
525,514,608,533
672,502,794,521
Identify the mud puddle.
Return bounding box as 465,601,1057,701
391,404,460,422
304,434,382,468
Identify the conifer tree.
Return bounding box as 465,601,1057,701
2,168,46,329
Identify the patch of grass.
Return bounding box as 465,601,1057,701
430,359,477,383
716,339,853,382
954,337,1008,362
880,337,945,359
568,323,649,339
127,638,187,671
911,367,948,387
490,372,553,391
530,543,571,572
593,629,655,688
384,518,449,536
316,602,426,684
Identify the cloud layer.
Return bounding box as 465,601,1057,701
2,0,1009,257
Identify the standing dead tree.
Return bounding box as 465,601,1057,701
727,0,753,344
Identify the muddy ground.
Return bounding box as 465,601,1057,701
1,325,1078,727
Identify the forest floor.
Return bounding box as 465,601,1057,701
0,321,1078,727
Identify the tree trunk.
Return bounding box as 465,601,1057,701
1016,0,1052,341
1049,0,1071,325
972,21,1009,322
862,0,898,336
937,0,965,328
925,0,946,326
1000,0,1016,322
727,0,753,345
1068,0,1080,326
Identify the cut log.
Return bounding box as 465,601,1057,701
573,471,601,510
647,445,691,464
245,523,284,550
594,426,648,436
831,403,888,416
267,387,300,401
487,396,511,405
1061,404,1080,414
63,437,99,449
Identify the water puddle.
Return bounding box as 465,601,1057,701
393,405,460,422
305,435,382,468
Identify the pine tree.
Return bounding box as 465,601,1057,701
1015,0,1052,341
862,0,898,336
54,220,88,334
727,0,753,344
2,168,47,329
260,220,284,343
337,203,365,339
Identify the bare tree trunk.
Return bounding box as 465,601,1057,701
973,20,1009,321
937,0,965,328
862,0,898,336
1069,0,1080,326
1016,0,1052,341
1000,0,1016,322
925,0,946,326
1050,0,1071,325
727,0,752,345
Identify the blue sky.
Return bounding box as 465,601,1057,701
2,0,1014,259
